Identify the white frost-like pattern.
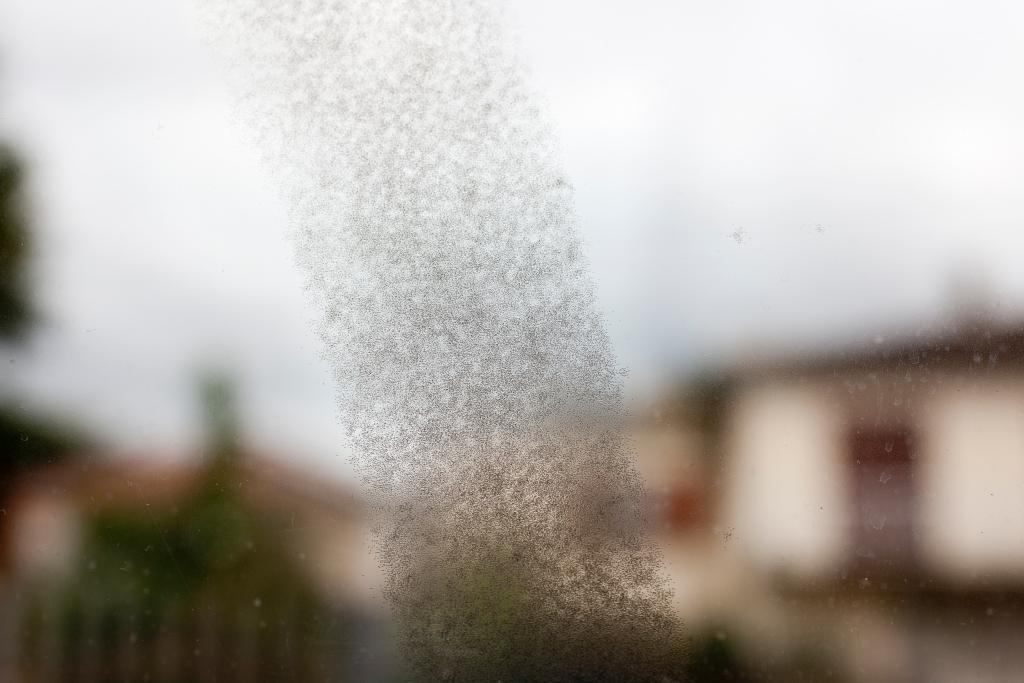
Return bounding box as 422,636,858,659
202,1,685,679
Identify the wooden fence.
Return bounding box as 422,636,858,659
0,583,388,682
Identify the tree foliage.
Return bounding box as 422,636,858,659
0,144,32,340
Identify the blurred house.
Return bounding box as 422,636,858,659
4,453,377,601
637,319,1024,683
0,450,392,683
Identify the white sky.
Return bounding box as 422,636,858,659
2,0,1024,479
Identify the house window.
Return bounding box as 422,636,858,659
848,429,917,572
663,482,709,533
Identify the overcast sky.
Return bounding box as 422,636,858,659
2,0,1024,479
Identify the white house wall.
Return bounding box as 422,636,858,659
919,376,1024,580
724,381,847,577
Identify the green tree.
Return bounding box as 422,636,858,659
0,144,32,339
0,143,85,569
58,377,345,682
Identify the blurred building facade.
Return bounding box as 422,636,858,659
637,320,1024,682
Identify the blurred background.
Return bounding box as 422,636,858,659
2,0,1024,680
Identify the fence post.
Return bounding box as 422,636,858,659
233,600,258,683
156,601,180,683
36,585,61,683
198,599,220,683
0,585,22,683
